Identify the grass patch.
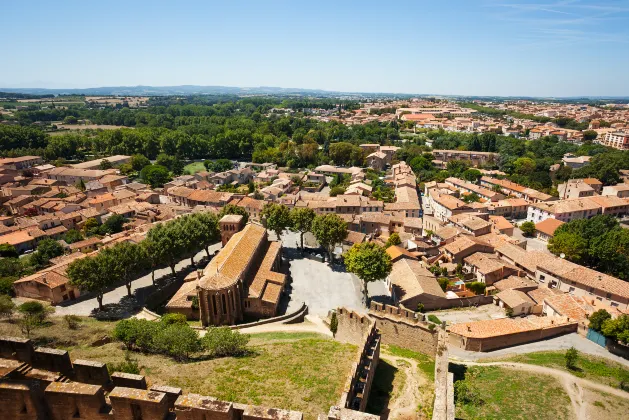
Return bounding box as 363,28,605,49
384,344,435,381
492,351,629,390
585,389,629,419
366,359,405,415
454,365,573,420
0,319,354,419
427,314,441,325
184,161,206,175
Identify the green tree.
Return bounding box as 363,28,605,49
153,324,201,361
565,347,579,370
601,315,629,343
438,277,449,291
17,301,53,337
204,158,233,172
63,115,78,124
140,164,172,188
462,169,482,183
145,222,186,276
202,326,250,357
519,221,536,237
513,157,536,175
588,309,611,332
344,242,392,303
99,214,127,235
311,214,348,262
262,203,291,240
192,212,220,257
34,238,64,266
329,186,346,197
67,255,111,311
111,242,149,296
63,229,84,244
83,217,100,236
0,294,15,318
131,154,151,171
467,282,486,295
582,130,598,141
548,232,588,262
0,244,18,258
330,312,338,338
289,207,316,250
462,193,480,203
385,233,401,248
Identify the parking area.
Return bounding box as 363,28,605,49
282,231,366,316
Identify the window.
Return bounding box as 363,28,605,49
221,294,227,314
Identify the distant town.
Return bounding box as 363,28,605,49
1,92,628,420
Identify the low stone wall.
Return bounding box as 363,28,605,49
421,294,494,311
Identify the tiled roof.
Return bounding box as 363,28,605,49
448,316,575,339
390,259,445,303
535,218,564,237
496,289,534,307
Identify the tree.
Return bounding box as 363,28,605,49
330,312,338,338
202,327,250,357
192,212,220,257
513,157,536,175
140,164,172,188
519,221,536,237
385,233,401,248
63,115,78,124
131,154,151,171
565,347,579,370
262,203,291,240
145,221,187,276
218,204,249,225
438,277,449,291
63,229,83,244
290,207,316,250
311,214,348,262
67,256,111,311
344,242,392,303
34,238,64,265
204,158,233,173
17,301,53,337
329,186,346,197
83,217,100,236
588,309,611,332
601,315,629,343
100,214,126,235
582,130,598,141
99,159,113,170
0,244,18,258
548,232,588,262
467,282,486,295
0,294,15,318
111,242,148,296
462,169,482,183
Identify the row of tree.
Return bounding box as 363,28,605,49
66,211,223,310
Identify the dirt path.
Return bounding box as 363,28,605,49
381,354,431,420
457,361,629,420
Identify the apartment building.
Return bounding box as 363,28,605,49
479,176,554,203
445,177,505,202
426,190,471,222
431,150,498,168
527,197,601,223
599,131,629,150
602,184,629,198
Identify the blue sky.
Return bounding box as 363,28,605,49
2,0,629,96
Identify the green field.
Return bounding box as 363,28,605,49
454,365,573,420
183,161,206,175
492,351,629,390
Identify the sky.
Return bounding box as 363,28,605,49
2,0,629,97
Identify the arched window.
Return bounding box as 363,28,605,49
212,295,218,315
221,294,227,314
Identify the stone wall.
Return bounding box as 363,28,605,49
369,302,439,356
339,321,380,412
431,331,454,420
334,308,374,346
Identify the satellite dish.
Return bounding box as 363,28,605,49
560,253,566,259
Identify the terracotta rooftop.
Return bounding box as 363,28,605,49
535,218,564,237
448,316,575,339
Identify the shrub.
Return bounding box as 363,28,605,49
153,324,201,360
17,301,53,337
64,314,81,330
0,276,17,296
467,282,486,296
416,303,425,313
437,277,449,291
565,347,579,370
160,313,188,326
202,327,250,358
330,312,338,338
454,379,484,406
0,294,15,318
428,314,441,325
108,352,141,375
